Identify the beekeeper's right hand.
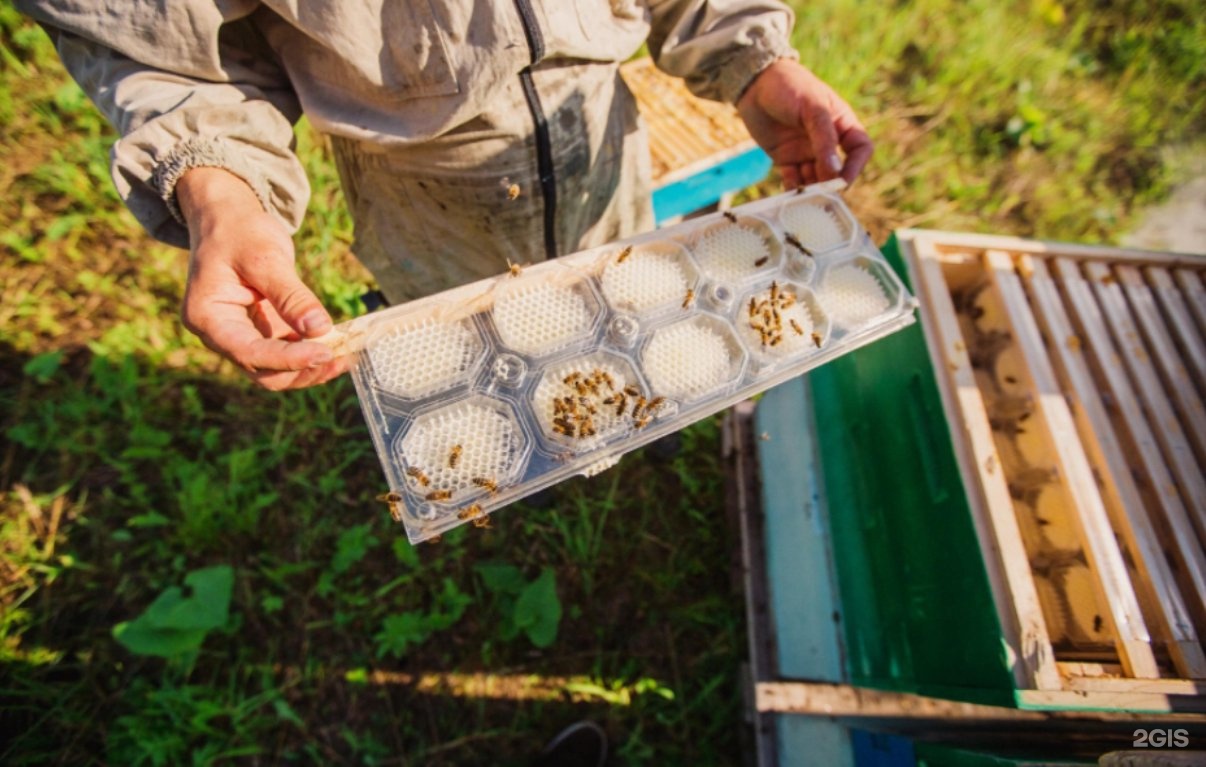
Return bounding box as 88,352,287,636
176,167,348,391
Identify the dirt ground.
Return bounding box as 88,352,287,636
1122,152,1206,255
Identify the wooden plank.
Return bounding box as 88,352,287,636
758,681,1206,717
1062,675,1206,696
1082,261,1206,541
905,234,1061,690
1054,258,1206,635
1174,268,1206,336
986,249,1159,680
897,227,1205,268
1145,267,1206,393
1020,255,1206,679
1116,265,1206,466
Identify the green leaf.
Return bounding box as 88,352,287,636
22,351,64,383
111,565,234,657
330,524,376,574
513,568,561,648
474,562,526,595
374,612,427,658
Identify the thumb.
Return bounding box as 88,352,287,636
246,253,332,338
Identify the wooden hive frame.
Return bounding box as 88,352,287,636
897,229,1206,708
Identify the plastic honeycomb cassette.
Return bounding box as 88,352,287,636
324,180,917,542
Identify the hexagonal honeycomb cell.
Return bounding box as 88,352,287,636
739,282,822,358
492,281,595,357
397,398,524,504
779,199,851,253
692,219,775,284
818,262,891,328
368,318,482,398
599,244,694,315
532,353,657,448
641,316,743,402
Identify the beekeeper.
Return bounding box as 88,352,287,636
19,1,872,390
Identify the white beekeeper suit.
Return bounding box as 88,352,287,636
19,1,799,302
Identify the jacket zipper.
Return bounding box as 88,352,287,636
511,0,558,261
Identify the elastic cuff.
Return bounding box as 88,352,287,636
720,39,800,105
151,136,272,226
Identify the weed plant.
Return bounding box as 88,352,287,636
2,1,1203,764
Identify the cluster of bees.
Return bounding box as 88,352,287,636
551,368,665,438
747,281,821,349
377,443,500,528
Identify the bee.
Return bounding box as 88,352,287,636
472,515,493,529
425,489,452,502
748,297,757,317
770,335,782,347
614,393,628,417
553,416,575,436
579,417,596,438
811,331,823,348
723,210,738,223
754,255,769,267
624,384,640,397
646,396,665,413
405,466,430,487
376,491,404,522
632,396,647,418
770,281,779,303
617,245,633,263
779,294,796,309
634,416,652,430
599,371,615,390
472,477,499,494
785,234,813,256
563,371,582,385
682,288,695,309
426,535,443,545
448,444,463,469
790,319,804,336
506,183,521,200
458,503,484,521
506,258,523,278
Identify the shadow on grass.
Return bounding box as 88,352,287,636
0,340,745,766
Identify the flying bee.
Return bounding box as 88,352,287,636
682,288,695,309
790,319,804,336
472,477,499,494
811,331,823,348
426,489,452,502
457,503,484,521
448,444,463,469
405,466,430,487
376,491,404,522
617,245,633,263
723,210,738,223
506,258,523,278
754,255,769,267
785,234,813,256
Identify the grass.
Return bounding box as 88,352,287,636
1,1,1203,764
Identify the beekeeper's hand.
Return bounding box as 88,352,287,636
737,59,873,189
176,167,348,390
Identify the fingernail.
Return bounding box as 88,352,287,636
299,310,331,335
827,153,843,174
310,349,334,367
